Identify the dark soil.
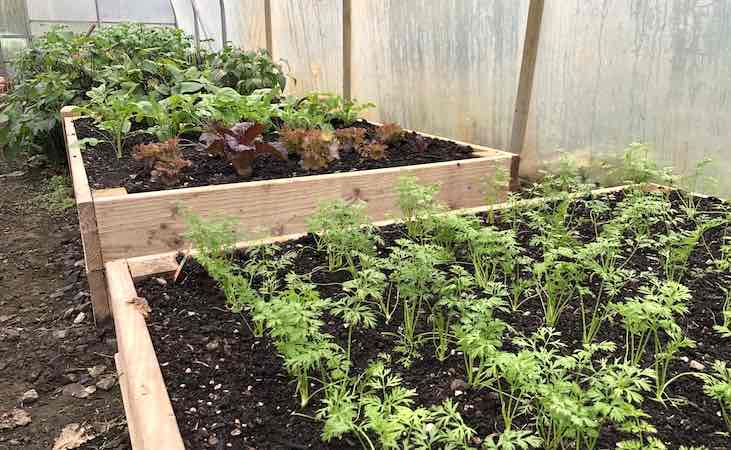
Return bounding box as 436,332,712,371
139,190,731,450
0,162,128,449
75,119,477,194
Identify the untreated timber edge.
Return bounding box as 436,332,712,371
127,183,665,280
62,111,516,262
106,259,185,450
62,107,110,325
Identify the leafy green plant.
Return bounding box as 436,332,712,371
613,279,691,376
135,93,202,141
205,46,286,94
483,430,542,450
386,240,450,355
396,176,444,240
306,200,380,273
430,265,477,360
33,175,75,213
453,295,508,387
659,217,725,281
713,288,731,338
200,121,287,177
279,92,373,129
696,360,731,433
77,84,139,158
606,142,677,186
197,87,280,129
254,274,339,407
533,246,585,327
1,24,287,162
319,362,476,450
460,226,519,289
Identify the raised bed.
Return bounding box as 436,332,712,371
106,184,731,449
61,106,517,325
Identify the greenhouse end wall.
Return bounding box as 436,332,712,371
2,0,730,197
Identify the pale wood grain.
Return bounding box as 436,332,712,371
106,260,184,450
95,153,513,260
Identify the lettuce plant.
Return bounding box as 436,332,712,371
200,121,287,177
133,139,191,185
280,127,340,170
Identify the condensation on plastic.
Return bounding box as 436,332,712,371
522,0,731,196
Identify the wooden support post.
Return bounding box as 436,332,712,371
508,0,544,188
342,0,352,100
264,0,273,56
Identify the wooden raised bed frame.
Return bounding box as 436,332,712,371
108,184,665,449
61,106,518,325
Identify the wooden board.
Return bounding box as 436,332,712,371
63,112,516,285
86,269,111,327
94,152,513,260
127,183,656,280
62,107,110,324
115,353,143,450
106,260,184,450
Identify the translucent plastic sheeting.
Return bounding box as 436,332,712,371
271,0,342,95
352,0,528,150
171,0,223,50
1,38,26,61
26,0,97,22
223,0,267,50
0,0,27,35
523,0,731,197
97,0,176,24
30,21,95,35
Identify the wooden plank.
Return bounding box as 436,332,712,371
93,188,127,200
63,113,110,325
106,260,184,450
508,0,544,157
127,183,658,279
115,353,143,450
342,0,352,100
64,115,103,272
263,0,272,56
94,153,514,260
86,269,111,327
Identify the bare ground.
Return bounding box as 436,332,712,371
0,162,129,450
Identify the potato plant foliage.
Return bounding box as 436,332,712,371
179,150,731,448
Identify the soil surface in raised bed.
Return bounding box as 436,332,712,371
140,190,731,449
74,118,478,194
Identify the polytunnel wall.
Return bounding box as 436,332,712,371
1,0,730,197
